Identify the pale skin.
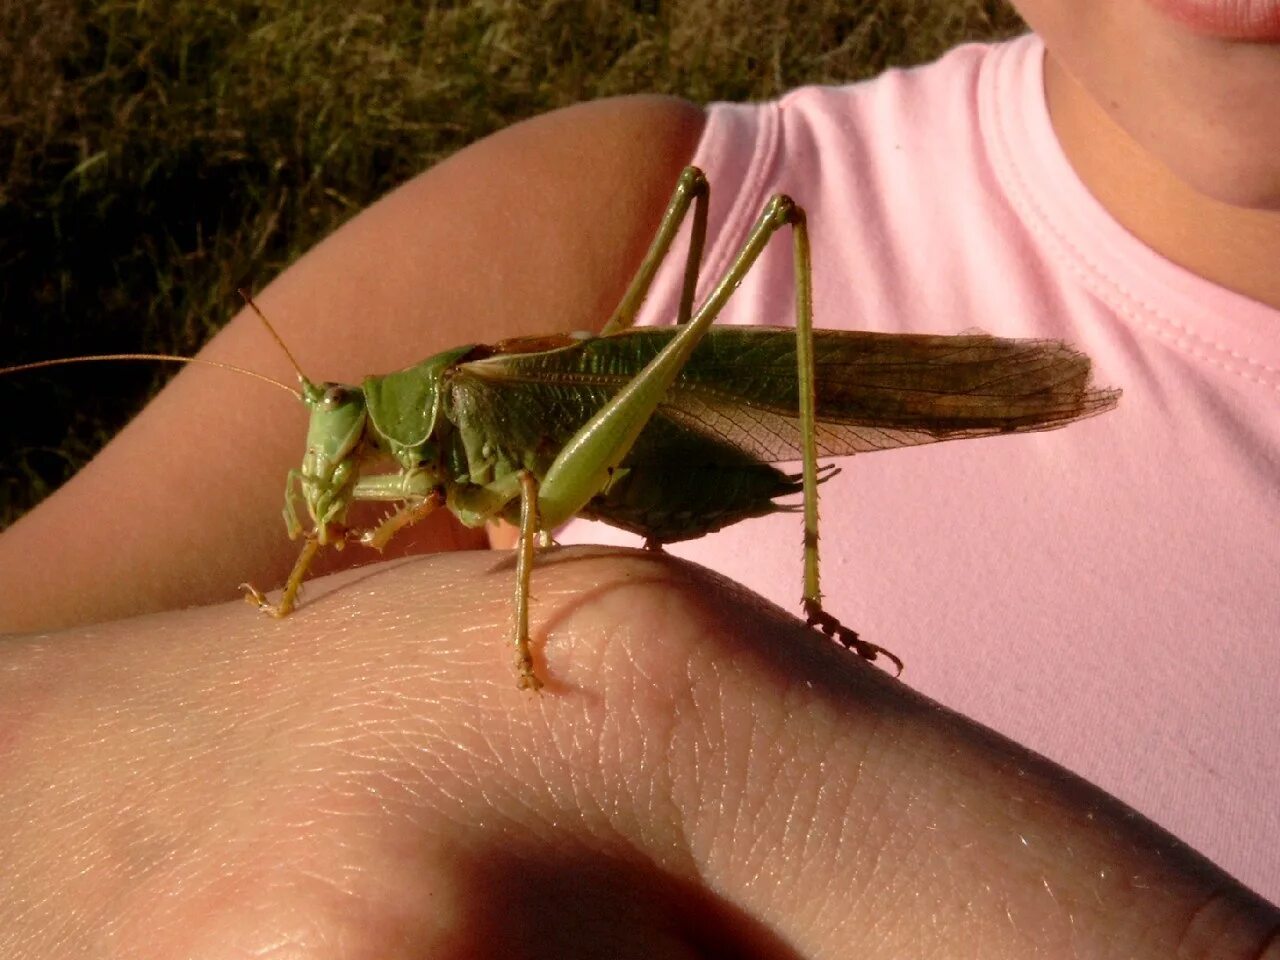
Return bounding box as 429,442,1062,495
2,0,1279,954
3,550,1279,957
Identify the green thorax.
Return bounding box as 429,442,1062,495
361,345,478,467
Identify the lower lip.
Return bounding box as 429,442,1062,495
1145,0,1280,39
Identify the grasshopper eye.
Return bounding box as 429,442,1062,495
321,384,350,410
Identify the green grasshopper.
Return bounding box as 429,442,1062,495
4,167,1119,689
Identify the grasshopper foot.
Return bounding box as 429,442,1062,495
803,600,903,676
515,647,543,693
240,583,296,619
241,540,319,620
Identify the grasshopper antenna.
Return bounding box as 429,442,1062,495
0,354,301,398
238,288,314,390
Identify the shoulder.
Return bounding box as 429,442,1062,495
625,37,1067,338
278,94,708,363
440,94,706,210
691,38,1034,218
401,95,708,334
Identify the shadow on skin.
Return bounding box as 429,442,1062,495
440,842,808,960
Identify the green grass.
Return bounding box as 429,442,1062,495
0,0,1024,526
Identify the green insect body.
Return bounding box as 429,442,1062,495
335,325,1107,544
4,166,1120,691
237,168,1117,690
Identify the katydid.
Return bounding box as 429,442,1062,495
3,166,1119,690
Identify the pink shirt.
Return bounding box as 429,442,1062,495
560,34,1280,898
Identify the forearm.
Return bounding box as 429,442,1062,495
2,548,1274,957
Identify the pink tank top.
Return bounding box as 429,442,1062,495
559,34,1280,897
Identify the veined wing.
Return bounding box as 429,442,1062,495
458,327,1120,462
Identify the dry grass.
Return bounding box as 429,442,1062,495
0,0,1024,524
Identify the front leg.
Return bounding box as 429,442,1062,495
244,468,442,617
282,468,306,540
353,489,445,552
242,539,322,618
244,464,325,615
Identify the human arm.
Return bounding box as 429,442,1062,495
2,547,1276,957
0,95,705,631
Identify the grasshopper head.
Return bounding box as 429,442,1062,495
295,379,368,543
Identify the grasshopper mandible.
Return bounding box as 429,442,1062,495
4,167,1119,690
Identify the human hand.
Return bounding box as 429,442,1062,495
2,548,1275,958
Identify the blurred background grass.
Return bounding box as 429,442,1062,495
0,0,1024,526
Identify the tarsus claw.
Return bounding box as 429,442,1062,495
803,599,904,676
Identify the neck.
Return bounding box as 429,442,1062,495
1043,53,1280,311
